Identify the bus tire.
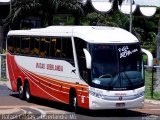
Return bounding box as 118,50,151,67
18,85,24,100
25,83,32,102
70,93,79,114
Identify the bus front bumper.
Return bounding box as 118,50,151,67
89,95,144,110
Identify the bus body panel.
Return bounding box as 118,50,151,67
8,26,139,44
6,52,89,109
6,26,147,110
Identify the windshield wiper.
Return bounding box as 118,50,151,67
122,72,133,88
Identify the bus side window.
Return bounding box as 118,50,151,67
21,37,30,55
34,37,40,56
30,37,35,56
55,38,61,58
14,37,21,54
39,37,50,58
61,37,74,66
74,37,89,82
40,38,46,58
45,38,50,58
50,38,56,58
7,36,14,53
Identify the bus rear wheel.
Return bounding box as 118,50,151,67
18,85,24,100
25,83,32,102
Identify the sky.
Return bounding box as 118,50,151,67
133,0,160,7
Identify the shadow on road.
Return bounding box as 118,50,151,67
10,93,149,117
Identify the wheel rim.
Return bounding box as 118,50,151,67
73,97,77,109
19,86,23,95
26,87,30,100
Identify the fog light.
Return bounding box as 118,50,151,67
92,101,96,107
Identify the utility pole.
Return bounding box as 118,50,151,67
156,20,160,92
129,0,132,33
10,0,12,15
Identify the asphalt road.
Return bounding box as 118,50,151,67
0,85,160,120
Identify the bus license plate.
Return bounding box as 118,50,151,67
116,103,125,107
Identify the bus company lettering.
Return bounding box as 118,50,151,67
47,64,63,71
36,63,45,69
36,63,63,72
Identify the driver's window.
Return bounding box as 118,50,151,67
74,37,89,82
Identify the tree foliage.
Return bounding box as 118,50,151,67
86,11,129,29
133,8,160,56
4,0,83,29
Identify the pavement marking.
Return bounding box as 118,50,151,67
29,107,47,119
10,109,27,120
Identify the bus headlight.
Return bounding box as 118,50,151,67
135,91,145,97
89,89,105,99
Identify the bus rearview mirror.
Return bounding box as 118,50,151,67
141,48,153,67
83,49,92,69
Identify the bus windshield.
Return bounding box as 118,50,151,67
90,43,143,90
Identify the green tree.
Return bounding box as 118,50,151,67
4,0,83,29
86,11,129,30
133,8,160,56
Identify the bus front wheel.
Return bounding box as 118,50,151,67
25,83,31,102
70,94,79,113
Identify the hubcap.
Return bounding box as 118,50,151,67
73,97,76,107
19,86,23,94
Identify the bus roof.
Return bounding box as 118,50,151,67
8,26,139,44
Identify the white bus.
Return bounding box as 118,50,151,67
6,26,153,113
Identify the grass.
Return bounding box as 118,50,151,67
145,69,160,100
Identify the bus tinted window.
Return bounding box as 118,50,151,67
7,36,74,66
14,37,21,54
34,37,40,56
45,38,50,58
55,38,61,57
21,37,30,55
30,37,35,56
50,38,56,58
61,38,73,60
40,37,50,58
74,37,88,82
61,37,74,65
7,36,14,53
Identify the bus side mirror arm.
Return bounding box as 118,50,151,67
83,49,92,69
141,48,153,67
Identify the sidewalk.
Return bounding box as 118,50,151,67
0,108,23,114
145,99,160,105
0,80,7,86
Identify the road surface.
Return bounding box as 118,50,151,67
0,84,160,120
